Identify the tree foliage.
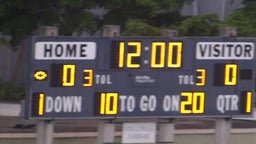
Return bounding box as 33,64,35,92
2,0,256,49
0,0,97,47
224,0,256,36
8,0,256,47
103,0,187,27
122,19,161,36
172,14,221,36
0,0,190,48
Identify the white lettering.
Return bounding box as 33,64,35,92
140,95,157,112
162,95,180,112
127,96,136,112
148,95,157,111
216,94,239,113
231,95,239,111
119,95,127,112
119,95,136,112
45,96,82,113
54,97,62,112
178,75,194,85
45,96,53,113
196,42,254,59
35,42,96,60
140,95,148,112
95,75,112,84
217,95,225,113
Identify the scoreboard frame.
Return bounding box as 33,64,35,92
25,36,255,120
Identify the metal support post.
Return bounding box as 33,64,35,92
215,118,231,144
102,25,120,37
161,30,178,37
97,121,115,144
96,25,120,144
157,120,175,143
157,29,178,144
214,26,237,144
36,26,58,144
36,120,54,144
219,27,237,37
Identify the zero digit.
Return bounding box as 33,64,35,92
151,41,183,68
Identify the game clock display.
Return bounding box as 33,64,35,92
26,36,255,119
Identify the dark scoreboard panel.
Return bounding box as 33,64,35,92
26,37,255,119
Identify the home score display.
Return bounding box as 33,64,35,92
26,37,255,119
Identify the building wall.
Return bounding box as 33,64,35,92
181,0,244,20
0,45,27,84
0,46,14,82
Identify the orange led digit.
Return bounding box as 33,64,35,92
83,69,93,87
192,92,205,114
180,92,192,114
127,42,141,68
62,64,76,86
196,69,206,86
118,42,125,68
38,93,45,115
225,64,237,85
168,42,182,68
151,42,166,68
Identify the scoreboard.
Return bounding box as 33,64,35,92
25,37,255,119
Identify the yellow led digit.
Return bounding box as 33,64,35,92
196,69,206,86
225,64,237,85
100,93,118,115
180,92,205,114
38,93,45,115
168,42,182,68
246,91,252,113
151,42,166,68
127,42,141,68
83,69,93,87
105,93,118,114
180,92,192,114
62,64,76,86
100,93,106,114
118,42,125,68
192,92,205,114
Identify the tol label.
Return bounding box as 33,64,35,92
95,74,112,84
178,75,194,85
178,69,206,86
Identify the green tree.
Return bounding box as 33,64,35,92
171,14,221,36
122,19,161,36
0,0,190,48
103,0,189,28
224,0,256,36
0,0,97,48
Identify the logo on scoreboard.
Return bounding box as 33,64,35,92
196,42,254,59
135,76,155,83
